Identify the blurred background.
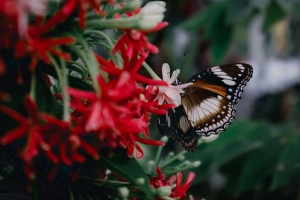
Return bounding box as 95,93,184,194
143,0,300,199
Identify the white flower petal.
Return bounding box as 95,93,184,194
168,69,180,84
174,82,193,89
157,95,165,105
165,88,181,104
162,63,171,82
139,1,166,30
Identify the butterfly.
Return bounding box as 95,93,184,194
157,63,253,152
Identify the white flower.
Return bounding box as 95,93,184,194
155,63,193,107
138,1,166,30
15,0,46,37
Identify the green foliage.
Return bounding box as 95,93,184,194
99,148,154,199
177,0,300,64
185,121,300,197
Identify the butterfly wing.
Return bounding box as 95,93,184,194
157,105,198,151
182,63,253,136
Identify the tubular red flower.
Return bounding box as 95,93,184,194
149,166,195,200
14,36,75,68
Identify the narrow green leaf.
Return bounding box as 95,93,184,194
0,164,14,183
99,148,153,199
68,75,94,91
65,184,75,200
262,1,286,31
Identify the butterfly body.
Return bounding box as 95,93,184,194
157,63,253,151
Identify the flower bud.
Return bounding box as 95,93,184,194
192,161,201,168
118,186,130,198
137,1,166,30
135,177,145,185
152,186,172,196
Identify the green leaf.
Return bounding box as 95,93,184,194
210,26,233,65
65,184,75,200
99,148,153,199
271,132,300,190
262,0,286,31
236,137,282,195
188,121,271,184
68,75,94,91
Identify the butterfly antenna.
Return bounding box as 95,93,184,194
180,53,186,72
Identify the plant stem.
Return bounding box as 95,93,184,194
48,55,70,122
30,69,36,100
142,62,161,80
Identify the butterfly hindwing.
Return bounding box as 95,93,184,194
157,63,253,151
157,105,198,151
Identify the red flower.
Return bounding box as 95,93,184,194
0,95,101,181
29,0,112,34
0,96,49,179
14,36,75,70
68,72,165,158
112,22,168,57
0,0,45,38
150,166,195,200
95,50,167,86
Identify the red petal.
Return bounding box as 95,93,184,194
1,123,28,145
127,143,134,158
135,144,144,159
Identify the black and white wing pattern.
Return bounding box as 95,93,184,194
157,63,253,151
157,105,198,152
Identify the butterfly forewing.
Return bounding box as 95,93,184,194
184,63,253,104
157,63,253,151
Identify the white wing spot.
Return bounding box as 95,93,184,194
217,95,223,100
222,79,236,86
227,95,231,99
237,64,245,69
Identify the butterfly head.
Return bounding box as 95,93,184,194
172,78,182,86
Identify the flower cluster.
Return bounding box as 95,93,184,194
0,0,196,198
150,166,195,200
